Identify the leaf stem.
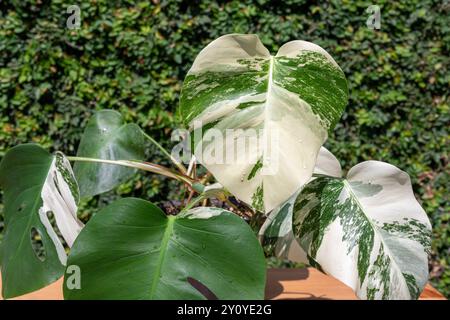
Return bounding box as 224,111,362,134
142,132,187,174
181,194,206,212
180,184,228,213
67,156,194,186
312,173,340,179
186,155,196,177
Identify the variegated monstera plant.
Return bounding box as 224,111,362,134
0,34,431,300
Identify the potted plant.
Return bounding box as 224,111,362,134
0,34,431,300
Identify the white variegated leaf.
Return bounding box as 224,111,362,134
180,34,348,212
41,152,84,252
0,144,84,298
259,147,341,263
258,190,307,263
293,161,431,300
314,146,342,178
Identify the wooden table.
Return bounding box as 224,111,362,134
266,268,445,300
0,268,445,300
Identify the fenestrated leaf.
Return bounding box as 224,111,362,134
292,161,431,300
259,147,341,263
64,198,266,300
73,110,146,198
0,144,83,298
179,34,348,212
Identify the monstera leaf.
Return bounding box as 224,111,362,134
259,147,341,263
64,198,266,300
0,144,83,298
73,110,146,198
179,34,348,212
292,161,431,300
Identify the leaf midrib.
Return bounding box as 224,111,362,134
148,215,175,299
256,55,275,210
342,179,410,296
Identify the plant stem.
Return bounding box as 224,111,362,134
67,156,194,186
186,190,195,207
180,184,228,213
312,173,339,179
181,194,206,212
186,155,196,177
142,131,187,174
200,172,212,184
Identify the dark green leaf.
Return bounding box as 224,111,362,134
64,198,266,300
73,110,146,198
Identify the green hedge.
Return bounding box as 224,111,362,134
0,0,448,297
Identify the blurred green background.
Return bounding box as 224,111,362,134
0,0,448,297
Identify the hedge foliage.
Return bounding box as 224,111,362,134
0,0,448,297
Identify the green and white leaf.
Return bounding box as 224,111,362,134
259,147,341,263
179,34,348,213
313,146,342,178
0,144,83,298
292,161,431,300
64,198,266,300
259,190,307,262
73,110,146,198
